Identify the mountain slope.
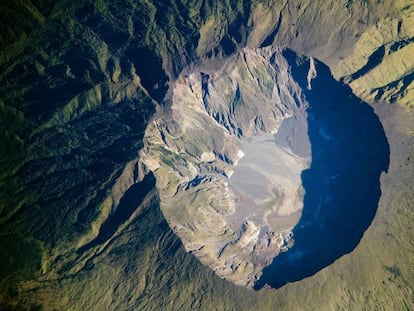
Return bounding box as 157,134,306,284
0,0,413,310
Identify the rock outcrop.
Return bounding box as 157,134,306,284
141,46,311,286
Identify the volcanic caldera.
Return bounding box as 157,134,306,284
140,45,387,288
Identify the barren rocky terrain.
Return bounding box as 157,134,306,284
141,47,312,286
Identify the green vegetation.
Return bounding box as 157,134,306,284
0,0,413,310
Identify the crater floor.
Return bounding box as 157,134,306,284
228,132,309,234
141,46,388,289
141,47,313,286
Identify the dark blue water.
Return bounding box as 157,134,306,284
255,50,390,289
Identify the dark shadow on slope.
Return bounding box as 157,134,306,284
374,70,414,103
77,172,156,254
255,49,390,289
260,9,283,48
349,45,385,81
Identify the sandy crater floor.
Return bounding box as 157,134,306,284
228,118,310,235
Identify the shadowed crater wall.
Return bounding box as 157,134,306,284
255,50,390,289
